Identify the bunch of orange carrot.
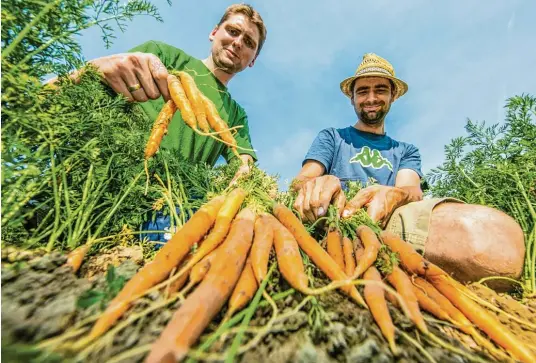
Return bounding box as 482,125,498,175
66,188,534,363
144,70,243,164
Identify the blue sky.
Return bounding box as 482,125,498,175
78,0,536,189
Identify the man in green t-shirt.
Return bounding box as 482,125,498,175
61,4,267,243
69,3,266,181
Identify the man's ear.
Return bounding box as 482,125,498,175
208,25,218,41
248,56,257,68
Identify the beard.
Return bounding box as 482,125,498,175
212,47,242,74
356,102,390,125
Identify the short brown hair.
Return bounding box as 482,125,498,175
218,3,267,56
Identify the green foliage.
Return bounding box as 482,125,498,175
427,94,536,293
1,1,210,251
77,264,126,310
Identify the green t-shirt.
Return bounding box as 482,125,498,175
129,40,257,166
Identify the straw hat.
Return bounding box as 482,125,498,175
340,53,408,100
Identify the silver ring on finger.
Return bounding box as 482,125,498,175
128,83,142,92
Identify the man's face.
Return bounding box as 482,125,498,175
209,14,260,74
351,77,394,125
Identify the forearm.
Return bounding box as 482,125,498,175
291,160,326,192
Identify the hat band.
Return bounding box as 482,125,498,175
355,66,393,77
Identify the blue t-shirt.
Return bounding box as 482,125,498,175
303,126,423,187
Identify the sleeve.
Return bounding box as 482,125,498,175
128,40,163,58
223,113,257,163
127,40,182,69
399,143,423,178
302,128,336,171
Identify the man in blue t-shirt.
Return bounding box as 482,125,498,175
293,53,423,226
292,54,525,290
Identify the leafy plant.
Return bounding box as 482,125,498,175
427,94,536,294
1,1,220,251
77,264,126,310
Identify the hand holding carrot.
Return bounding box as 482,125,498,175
293,175,346,222
342,185,409,227
87,52,170,102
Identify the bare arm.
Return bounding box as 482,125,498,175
291,160,326,191
395,169,423,202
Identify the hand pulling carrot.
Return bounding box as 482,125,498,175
385,265,428,334
364,266,398,355
272,203,367,308
352,225,381,279
342,236,355,277
326,228,345,271
79,195,225,347
145,208,256,363
251,214,275,283
177,71,210,133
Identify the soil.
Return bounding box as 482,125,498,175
2,250,535,363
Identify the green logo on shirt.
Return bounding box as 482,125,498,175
349,146,393,171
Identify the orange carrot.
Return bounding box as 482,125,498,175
65,244,90,273
270,215,310,293
177,71,209,133
364,266,398,354
65,243,91,273
381,234,534,361
380,231,445,278
342,236,355,277
411,283,450,322
412,277,468,328
144,100,177,160
427,274,536,363
225,256,258,319
201,93,240,158
165,268,190,296
353,225,381,279
82,195,225,345
251,214,275,283
189,246,221,287
385,266,428,334
167,74,197,130
170,188,247,282
145,208,256,363
326,228,345,271
272,203,367,308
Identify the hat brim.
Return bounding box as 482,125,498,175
340,73,408,100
